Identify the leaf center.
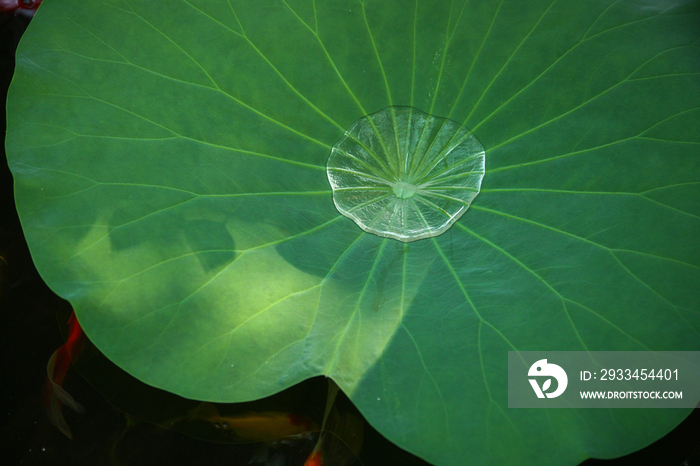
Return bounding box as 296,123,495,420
392,181,418,199
326,106,486,242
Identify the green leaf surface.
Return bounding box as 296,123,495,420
6,0,700,464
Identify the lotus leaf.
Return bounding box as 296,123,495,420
6,0,700,465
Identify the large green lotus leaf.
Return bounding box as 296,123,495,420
6,0,700,464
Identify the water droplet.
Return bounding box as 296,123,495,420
377,397,381,401
327,106,485,242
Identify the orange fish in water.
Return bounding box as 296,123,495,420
178,402,318,442
303,425,363,466
301,379,364,466
303,449,324,466
43,311,86,439
0,0,42,16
